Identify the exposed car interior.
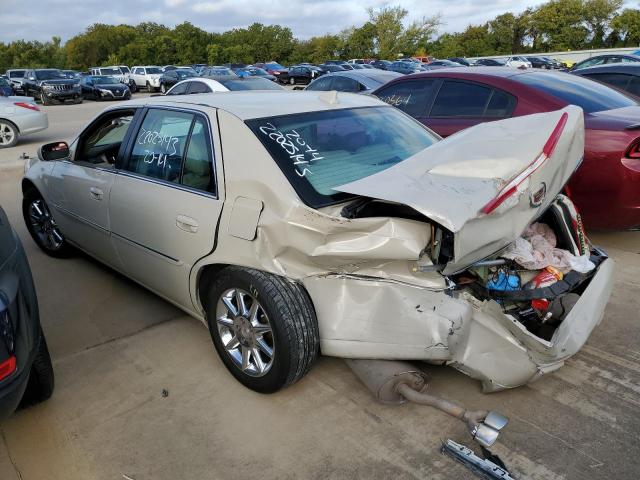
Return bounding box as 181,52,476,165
75,110,135,167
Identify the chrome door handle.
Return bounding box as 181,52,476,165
176,215,198,233
89,187,104,200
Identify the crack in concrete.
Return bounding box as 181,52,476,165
1,429,23,480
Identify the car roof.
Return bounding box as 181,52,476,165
319,70,402,88
572,63,640,75
139,90,386,119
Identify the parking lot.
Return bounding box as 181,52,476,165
0,98,639,480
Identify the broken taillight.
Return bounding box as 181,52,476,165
481,112,569,215
0,356,16,381
14,102,40,112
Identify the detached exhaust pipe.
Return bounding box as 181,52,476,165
346,359,508,448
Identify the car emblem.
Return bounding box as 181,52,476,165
530,182,547,207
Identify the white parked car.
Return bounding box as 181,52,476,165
21,92,612,394
166,77,284,95
505,56,532,69
130,66,163,92
0,96,48,148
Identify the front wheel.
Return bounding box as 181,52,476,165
289,77,295,85
22,190,73,257
0,120,19,148
160,83,167,94
204,267,319,393
40,91,49,106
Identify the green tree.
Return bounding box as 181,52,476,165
610,8,640,46
583,0,624,47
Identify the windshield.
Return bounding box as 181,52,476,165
248,68,268,75
100,68,121,75
120,66,130,73
8,70,25,78
92,76,119,85
208,68,235,76
265,62,285,70
219,78,283,91
514,72,637,113
145,67,162,74
246,106,439,207
35,70,65,80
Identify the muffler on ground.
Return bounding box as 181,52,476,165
345,359,508,448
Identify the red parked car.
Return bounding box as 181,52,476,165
373,67,640,230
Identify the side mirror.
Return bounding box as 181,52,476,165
38,141,70,161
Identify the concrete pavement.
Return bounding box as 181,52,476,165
0,98,639,479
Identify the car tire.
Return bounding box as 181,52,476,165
19,328,54,408
0,120,19,148
146,81,152,92
289,77,295,85
160,84,167,94
204,266,319,393
40,91,49,106
74,96,83,104
129,82,137,93
22,189,74,258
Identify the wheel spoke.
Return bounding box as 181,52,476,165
235,290,247,316
248,300,259,323
221,295,238,317
256,338,273,359
217,316,234,328
225,335,240,350
241,346,251,371
253,324,271,335
252,347,265,373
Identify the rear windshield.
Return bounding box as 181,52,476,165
100,68,121,75
35,70,65,80
145,67,162,74
246,106,438,207
514,72,637,113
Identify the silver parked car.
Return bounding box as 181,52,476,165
21,92,612,394
0,96,48,148
305,70,402,94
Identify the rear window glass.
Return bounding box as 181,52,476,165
513,72,637,113
246,106,438,207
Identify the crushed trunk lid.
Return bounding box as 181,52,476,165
334,106,585,274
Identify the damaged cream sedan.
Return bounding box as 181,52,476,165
21,92,613,393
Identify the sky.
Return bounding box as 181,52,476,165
0,0,634,43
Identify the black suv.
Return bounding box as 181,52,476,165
22,69,83,105
0,205,54,420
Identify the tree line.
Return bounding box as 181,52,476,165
1,0,639,72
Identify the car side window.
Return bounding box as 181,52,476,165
76,110,136,168
586,73,632,91
126,109,193,183
627,76,640,97
484,89,517,117
306,77,332,91
168,82,189,95
430,80,493,117
331,76,359,93
188,81,211,94
376,79,437,117
182,118,214,192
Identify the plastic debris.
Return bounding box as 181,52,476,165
502,222,595,274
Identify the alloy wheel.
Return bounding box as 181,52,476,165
0,122,16,146
215,288,275,377
28,198,64,251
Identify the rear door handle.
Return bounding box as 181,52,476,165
89,187,104,201
176,215,198,233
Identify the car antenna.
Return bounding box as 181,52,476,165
319,90,339,105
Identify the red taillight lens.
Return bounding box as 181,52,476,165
625,139,640,159
14,102,40,112
0,356,16,381
481,112,569,215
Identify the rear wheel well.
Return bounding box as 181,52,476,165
197,263,230,312
0,118,19,133
21,178,38,195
